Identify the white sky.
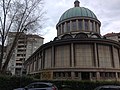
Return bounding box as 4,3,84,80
42,0,120,43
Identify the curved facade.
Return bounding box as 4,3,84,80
24,0,120,81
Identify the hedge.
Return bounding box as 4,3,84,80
0,75,120,90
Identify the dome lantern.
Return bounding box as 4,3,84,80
74,0,80,7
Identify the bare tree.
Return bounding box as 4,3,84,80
0,0,45,73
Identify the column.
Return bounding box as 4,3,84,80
111,46,115,68
51,46,55,67
118,49,120,68
96,72,100,80
94,43,98,67
70,21,72,31
79,72,82,80
93,22,95,32
76,20,79,31
71,72,75,80
88,20,91,31
82,20,85,30
71,43,75,67
116,72,118,81
64,22,67,33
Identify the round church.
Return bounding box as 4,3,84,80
24,0,120,81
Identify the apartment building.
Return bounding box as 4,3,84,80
104,32,120,42
7,32,44,75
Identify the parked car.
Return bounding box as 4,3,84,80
14,82,58,90
94,85,120,90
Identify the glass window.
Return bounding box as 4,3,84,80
95,23,97,32
90,21,93,31
92,22,94,31
62,23,64,33
58,26,61,34
85,20,89,30
72,20,77,31
66,22,70,32
91,72,96,77
78,20,82,30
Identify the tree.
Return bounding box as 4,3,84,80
0,0,45,73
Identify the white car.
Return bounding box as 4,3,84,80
14,82,58,90
94,85,120,90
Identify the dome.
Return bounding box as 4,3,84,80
59,0,97,22
59,7,97,22
56,0,101,37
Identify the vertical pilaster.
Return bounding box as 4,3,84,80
96,72,100,80
88,20,91,31
70,21,72,31
82,20,85,30
79,72,82,80
93,22,95,32
116,72,118,81
71,72,75,80
111,46,115,68
118,49,120,68
94,43,98,67
71,43,75,67
51,46,55,67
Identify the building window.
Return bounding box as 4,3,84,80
89,21,93,31
91,72,96,77
58,26,61,35
62,23,64,33
75,72,80,77
95,23,97,32
66,22,70,32
118,72,120,78
85,20,89,30
72,20,77,31
78,20,82,30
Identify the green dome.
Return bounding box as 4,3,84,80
59,7,97,22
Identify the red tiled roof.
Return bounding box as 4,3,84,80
104,32,120,37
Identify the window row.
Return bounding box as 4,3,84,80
57,19,100,35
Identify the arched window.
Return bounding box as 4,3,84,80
75,33,88,38
61,34,73,40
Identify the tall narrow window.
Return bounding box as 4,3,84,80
90,21,93,31
66,22,70,32
85,20,88,30
92,22,94,31
58,26,61,35
78,20,82,30
95,23,97,32
72,20,77,31
62,23,64,33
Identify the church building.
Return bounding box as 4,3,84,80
24,0,120,81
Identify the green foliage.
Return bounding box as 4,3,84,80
0,76,120,90
0,75,34,90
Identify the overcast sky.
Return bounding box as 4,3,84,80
42,0,120,43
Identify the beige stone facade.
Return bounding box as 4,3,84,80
24,0,120,81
